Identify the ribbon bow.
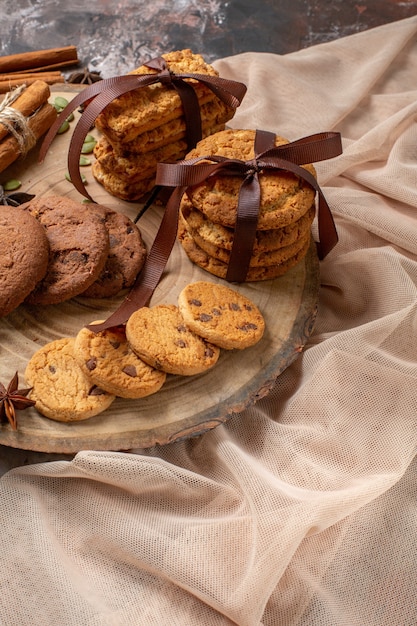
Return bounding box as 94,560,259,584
39,55,247,200
87,129,342,333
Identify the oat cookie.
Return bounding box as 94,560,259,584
92,161,155,202
113,107,227,156
181,197,315,254
93,136,188,183
185,129,317,230
178,281,265,350
0,206,49,317
82,205,147,298
178,221,311,281
95,49,235,144
20,195,110,304
180,209,311,267
74,322,166,398
25,337,115,422
126,304,220,376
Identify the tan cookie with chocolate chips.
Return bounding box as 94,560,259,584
20,195,110,304
25,337,115,422
74,322,166,398
185,128,317,230
125,304,220,376
178,281,265,350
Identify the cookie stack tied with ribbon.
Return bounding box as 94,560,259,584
91,49,245,201
177,129,317,281
157,128,343,283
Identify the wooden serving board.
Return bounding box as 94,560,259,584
0,87,320,453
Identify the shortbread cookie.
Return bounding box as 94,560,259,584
74,322,166,398
82,205,147,298
181,197,315,254
126,304,220,375
0,206,49,317
178,222,311,281
178,281,265,350
185,129,317,230
95,49,235,144
25,337,115,422
20,195,110,304
92,161,155,201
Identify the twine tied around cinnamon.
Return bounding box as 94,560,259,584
0,84,37,157
86,129,343,333
39,55,247,199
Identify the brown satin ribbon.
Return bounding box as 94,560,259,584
38,56,247,201
87,130,342,333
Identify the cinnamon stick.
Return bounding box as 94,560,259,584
10,60,78,74
0,46,78,74
0,71,62,82
0,80,51,142
0,75,65,94
0,102,57,173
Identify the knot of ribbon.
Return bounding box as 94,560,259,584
39,55,247,201
87,129,342,333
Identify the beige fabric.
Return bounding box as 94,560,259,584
1,16,417,625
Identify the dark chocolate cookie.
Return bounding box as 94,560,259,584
0,205,49,317
82,205,147,298
20,195,110,305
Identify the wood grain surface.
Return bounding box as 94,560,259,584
0,88,320,453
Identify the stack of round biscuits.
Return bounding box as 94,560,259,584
92,49,237,202
177,128,317,281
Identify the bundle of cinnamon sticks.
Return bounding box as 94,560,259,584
0,46,80,173
0,80,58,173
0,45,79,94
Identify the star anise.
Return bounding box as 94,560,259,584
0,185,35,207
0,372,36,431
67,67,102,85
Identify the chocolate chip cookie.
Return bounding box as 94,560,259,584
25,337,115,422
82,205,147,298
0,205,49,317
74,322,166,398
126,304,220,375
20,195,110,304
178,281,265,350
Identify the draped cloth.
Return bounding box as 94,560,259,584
1,16,417,625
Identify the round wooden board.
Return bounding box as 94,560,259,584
0,87,320,453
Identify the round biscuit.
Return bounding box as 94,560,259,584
185,128,317,230
74,322,166,398
25,337,115,422
82,205,147,298
178,281,265,350
0,206,49,317
20,195,110,304
125,304,220,376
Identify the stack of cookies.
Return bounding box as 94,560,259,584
177,128,317,281
92,49,237,201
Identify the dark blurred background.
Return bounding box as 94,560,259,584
1,0,416,77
